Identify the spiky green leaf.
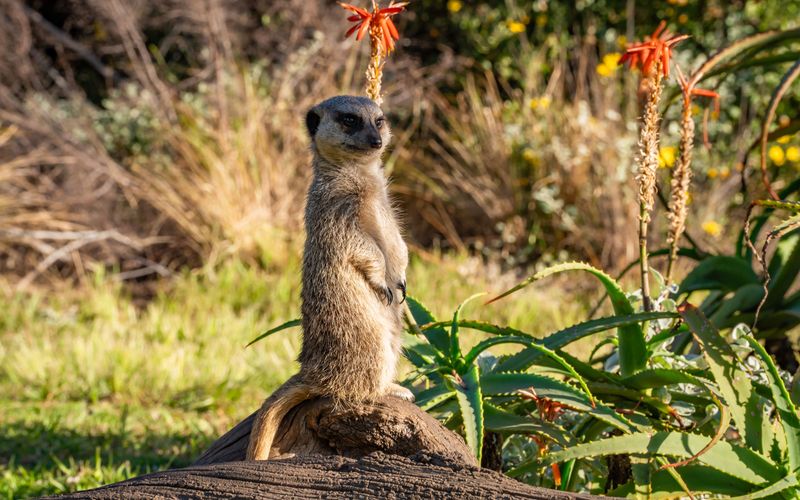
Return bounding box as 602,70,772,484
487,261,647,376
680,305,763,454
406,296,450,354
742,335,800,472
449,364,483,460
535,431,782,485
480,372,635,432
246,318,301,347
496,311,677,372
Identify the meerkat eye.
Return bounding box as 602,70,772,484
375,117,385,129
338,113,360,128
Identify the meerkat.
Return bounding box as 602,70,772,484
246,95,414,461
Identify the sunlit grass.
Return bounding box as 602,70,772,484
0,252,595,497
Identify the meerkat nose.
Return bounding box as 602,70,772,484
369,136,383,149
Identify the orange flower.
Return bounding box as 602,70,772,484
675,64,720,113
339,1,408,56
619,21,689,77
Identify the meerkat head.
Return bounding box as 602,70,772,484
305,96,391,166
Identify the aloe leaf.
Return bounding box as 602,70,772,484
449,364,483,461
450,293,486,360
742,335,800,472
621,368,709,390
415,384,455,411
708,283,764,327
405,296,450,354
480,372,635,432
678,255,759,295
246,318,300,347
758,59,800,199
487,262,644,377
483,403,571,446
680,305,763,454
727,473,799,500
630,456,652,499
609,465,758,498
421,319,534,338
767,231,799,278
689,28,800,86
539,431,782,485
765,223,800,310
463,337,594,405
463,336,537,366
497,311,677,372
740,179,800,259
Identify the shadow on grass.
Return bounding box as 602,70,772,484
0,410,219,498
0,419,213,470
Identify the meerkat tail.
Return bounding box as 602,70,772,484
246,375,314,460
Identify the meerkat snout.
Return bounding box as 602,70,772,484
305,95,391,165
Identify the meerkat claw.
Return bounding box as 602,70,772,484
398,280,406,303
382,286,394,305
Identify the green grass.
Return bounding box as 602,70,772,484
0,252,592,497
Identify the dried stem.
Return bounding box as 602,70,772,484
636,67,664,311
666,103,694,284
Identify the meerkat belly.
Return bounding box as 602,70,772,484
300,267,399,400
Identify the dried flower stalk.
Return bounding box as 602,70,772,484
366,24,385,105
635,65,663,311
665,102,694,283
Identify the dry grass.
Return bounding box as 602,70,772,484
396,69,640,268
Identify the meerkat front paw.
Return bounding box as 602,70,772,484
387,383,415,402
378,285,394,305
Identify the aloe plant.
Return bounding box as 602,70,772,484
403,260,800,497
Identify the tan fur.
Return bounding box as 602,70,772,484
246,96,412,461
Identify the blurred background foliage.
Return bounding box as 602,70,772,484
0,0,799,496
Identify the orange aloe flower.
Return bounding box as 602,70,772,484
339,1,408,56
620,21,689,77
675,64,720,113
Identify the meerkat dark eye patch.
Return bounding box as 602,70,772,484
305,109,321,137
336,112,363,131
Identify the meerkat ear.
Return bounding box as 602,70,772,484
305,109,321,138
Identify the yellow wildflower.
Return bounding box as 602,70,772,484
522,148,537,165
691,104,701,116
530,96,551,110
778,135,791,144
707,167,719,179
616,35,627,49
658,146,677,168
787,146,800,163
719,166,730,179
507,20,526,33
769,145,786,166
447,0,462,13
702,220,722,238
678,13,689,24
596,52,622,78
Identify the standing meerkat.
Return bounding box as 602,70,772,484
246,95,414,461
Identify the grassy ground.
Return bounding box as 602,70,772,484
0,252,593,498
